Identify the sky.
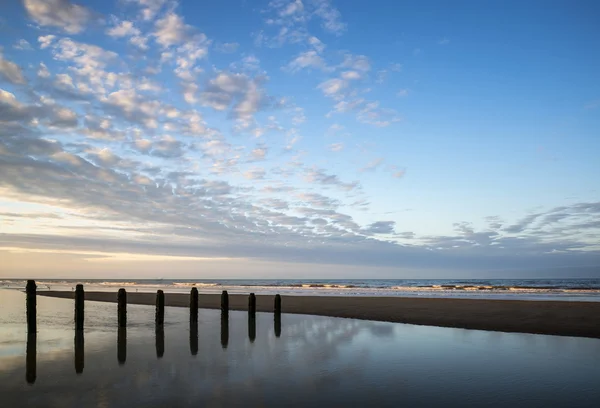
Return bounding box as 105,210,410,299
0,0,599,279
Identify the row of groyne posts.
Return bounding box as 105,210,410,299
24,280,283,384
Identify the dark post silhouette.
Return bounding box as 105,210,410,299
274,313,282,338
274,294,282,314
249,293,256,316
74,330,84,374
117,288,127,328
117,327,127,365
220,311,229,349
190,321,198,356
26,331,36,384
26,280,36,334
156,325,164,358
155,290,165,326
221,290,229,313
248,314,256,343
190,287,198,323
75,284,84,331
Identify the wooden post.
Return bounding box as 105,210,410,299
274,294,282,314
190,287,198,323
26,280,36,334
274,313,281,338
26,331,36,384
75,284,84,331
155,290,164,326
155,326,164,359
74,330,84,374
221,290,229,313
248,315,256,343
117,288,127,328
117,327,126,365
220,311,229,349
190,322,198,356
248,293,256,316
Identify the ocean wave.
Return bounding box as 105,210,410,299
173,282,220,287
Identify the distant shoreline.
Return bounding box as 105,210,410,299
38,291,600,339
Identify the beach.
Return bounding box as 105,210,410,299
38,291,600,339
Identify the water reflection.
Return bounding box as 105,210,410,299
248,315,256,343
190,322,198,356
3,290,600,408
220,312,228,349
274,313,281,338
25,331,36,384
74,330,84,374
155,325,164,358
117,327,126,365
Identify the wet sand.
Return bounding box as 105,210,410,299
38,291,600,338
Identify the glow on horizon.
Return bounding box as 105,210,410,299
0,0,599,278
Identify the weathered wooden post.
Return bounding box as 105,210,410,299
155,290,164,326
26,331,36,384
221,290,229,313
156,326,164,358
26,280,36,334
248,293,256,316
117,327,126,365
220,312,229,349
248,315,256,343
75,284,84,331
74,330,84,374
274,294,282,314
117,288,127,328
190,287,198,323
190,321,198,356
274,313,281,338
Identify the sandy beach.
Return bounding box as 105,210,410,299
38,291,600,339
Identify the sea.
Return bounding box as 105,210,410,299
2,278,600,301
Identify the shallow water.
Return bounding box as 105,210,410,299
0,289,599,407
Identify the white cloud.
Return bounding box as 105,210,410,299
107,20,141,38
24,0,91,34
250,147,268,161
341,54,371,72
341,70,361,80
0,50,26,84
397,89,409,97
328,143,344,152
360,158,384,172
154,12,189,48
37,62,50,78
318,78,347,98
244,167,266,180
125,0,168,21
14,40,33,51
285,50,331,73
38,35,56,49
438,38,450,45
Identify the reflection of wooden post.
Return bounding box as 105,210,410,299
156,326,164,359
190,322,198,356
75,284,84,331
117,289,127,328
75,330,84,374
190,287,198,323
117,327,126,365
220,312,229,349
274,313,281,338
221,290,229,313
155,290,164,326
26,331,36,384
248,293,256,316
274,294,282,314
248,315,256,343
26,280,36,334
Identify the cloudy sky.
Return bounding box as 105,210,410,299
0,0,599,279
